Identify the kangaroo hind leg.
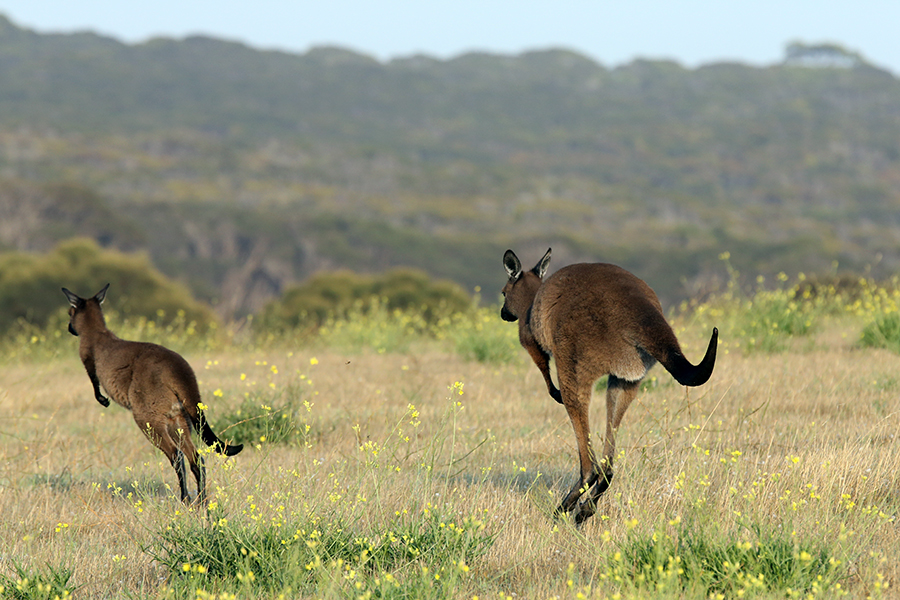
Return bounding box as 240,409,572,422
135,412,191,503
167,417,206,506
183,447,207,506
133,398,199,505
172,448,191,503
553,378,601,521
572,376,640,525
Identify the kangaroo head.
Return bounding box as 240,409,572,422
62,284,110,336
500,248,551,322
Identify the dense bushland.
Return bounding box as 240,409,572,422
255,268,473,330
0,238,216,335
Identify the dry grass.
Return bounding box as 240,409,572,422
1,314,898,598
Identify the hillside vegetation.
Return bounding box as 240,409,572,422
2,14,900,317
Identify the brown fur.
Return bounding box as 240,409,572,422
62,284,242,506
501,249,717,525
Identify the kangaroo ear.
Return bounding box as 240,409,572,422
503,250,522,280
94,283,110,304
532,248,551,278
62,287,82,307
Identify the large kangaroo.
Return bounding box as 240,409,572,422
63,284,242,505
501,249,717,525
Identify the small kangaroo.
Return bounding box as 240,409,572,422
501,249,717,525
63,284,243,505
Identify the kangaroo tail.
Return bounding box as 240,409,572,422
197,409,244,456
661,327,718,387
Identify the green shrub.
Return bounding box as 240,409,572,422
308,297,435,353
149,506,493,598
0,561,77,599
0,304,226,362
683,256,839,354
446,308,521,364
0,238,217,335
737,289,817,353
213,386,312,448
256,268,472,331
860,313,900,353
609,519,848,597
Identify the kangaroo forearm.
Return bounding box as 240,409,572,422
89,372,110,407
82,356,110,405
544,377,562,403
526,344,562,403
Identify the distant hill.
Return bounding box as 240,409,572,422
2,13,900,316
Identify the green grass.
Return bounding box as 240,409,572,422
212,386,312,449
147,505,493,599
445,310,521,364
608,517,848,597
0,562,76,600
860,313,900,353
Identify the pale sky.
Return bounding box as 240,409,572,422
0,1,896,73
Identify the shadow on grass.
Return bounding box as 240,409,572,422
28,465,176,501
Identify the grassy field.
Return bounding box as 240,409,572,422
1,281,899,599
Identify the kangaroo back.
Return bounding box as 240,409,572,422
532,262,717,387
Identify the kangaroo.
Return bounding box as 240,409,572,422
501,249,717,525
62,284,242,505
